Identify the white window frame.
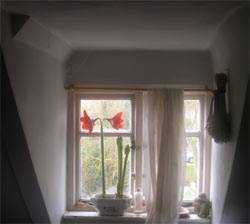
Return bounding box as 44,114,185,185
183,92,211,203
66,89,143,210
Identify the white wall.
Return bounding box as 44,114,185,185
2,11,67,224
2,9,216,223
209,5,249,224
65,49,214,87
5,4,247,223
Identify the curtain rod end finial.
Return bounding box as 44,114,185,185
65,84,75,91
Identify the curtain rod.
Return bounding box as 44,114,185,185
64,84,208,92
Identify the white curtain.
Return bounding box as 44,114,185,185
142,89,185,224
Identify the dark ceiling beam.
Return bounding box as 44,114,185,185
10,13,29,37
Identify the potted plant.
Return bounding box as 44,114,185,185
80,111,131,216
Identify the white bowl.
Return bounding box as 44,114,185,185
91,194,131,216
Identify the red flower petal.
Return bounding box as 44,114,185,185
107,112,124,130
80,110,93,133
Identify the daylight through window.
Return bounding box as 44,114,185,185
183,96,204,201
78,97,134,199
68,91,207,209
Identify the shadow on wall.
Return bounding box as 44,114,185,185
221,81,249,223
1,49,50,223
1,144,32,223
63,49,213,87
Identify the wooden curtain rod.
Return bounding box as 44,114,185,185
64,84,208,92
65,70,231,92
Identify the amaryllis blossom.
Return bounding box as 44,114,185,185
79,110,125,197
80,110,94,133
107,112,124,130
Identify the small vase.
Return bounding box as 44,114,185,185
91,194,131,216
134,188,145,213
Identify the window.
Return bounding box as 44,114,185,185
67,90,142,209
67,89,209,210
79,97,134,199
183,94,205,202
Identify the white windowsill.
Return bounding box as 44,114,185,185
61,211,210,224
61,211,146,223
179,214,210,224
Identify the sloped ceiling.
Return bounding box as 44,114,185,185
3,1,243,50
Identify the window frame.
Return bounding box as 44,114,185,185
67,89,143,210
67,89,210,210
183,92,210,204
76,93,135,201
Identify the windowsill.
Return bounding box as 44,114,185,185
61,211,210,224
61,211,146,223
179,214,210,224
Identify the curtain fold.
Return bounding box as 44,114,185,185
142,89,185,224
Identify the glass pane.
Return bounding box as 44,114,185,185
184,99,201,132
183,137,199,201
80,99,132,133
80,136,131,199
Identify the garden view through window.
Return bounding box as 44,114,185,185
183,98,202,201
79,98,133,199
78,95,203,202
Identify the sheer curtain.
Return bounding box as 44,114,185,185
142,89,185,224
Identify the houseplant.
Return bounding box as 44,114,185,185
80,111,131,216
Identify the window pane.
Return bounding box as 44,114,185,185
183,137,199,201
184,100,201,132
80,136,131,199
80,99,132,133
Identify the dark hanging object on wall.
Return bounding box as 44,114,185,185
206,73,231,143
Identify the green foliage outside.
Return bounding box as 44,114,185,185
184,131,200,200
79,99,132,199
79,98,201,201
80,137,131,199
183,100,201,201
184,100,200,132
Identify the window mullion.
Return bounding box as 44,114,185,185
199,95,205,195
78,132,132,137
75,95,81,202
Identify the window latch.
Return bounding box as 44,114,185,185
131,173,136,179
131,139,136,151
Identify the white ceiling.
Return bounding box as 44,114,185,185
3,1,243,50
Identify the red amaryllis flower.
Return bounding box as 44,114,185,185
80,110,94,133
107,112,124,130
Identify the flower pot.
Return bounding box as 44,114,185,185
91,194,131,216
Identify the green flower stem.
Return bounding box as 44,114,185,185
116,137,123,198
121,145,130,195
100,119,106,197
